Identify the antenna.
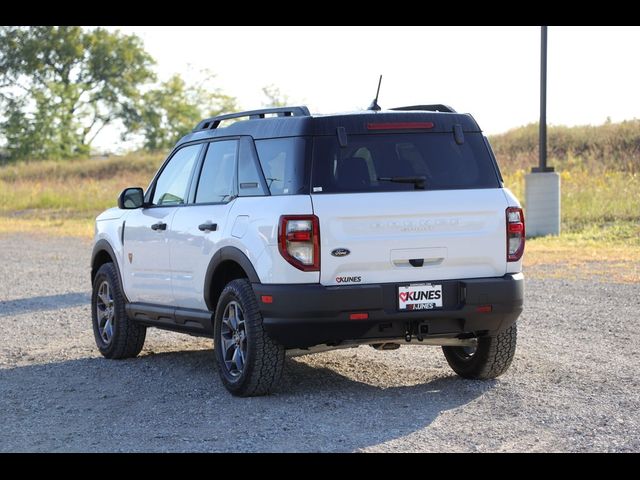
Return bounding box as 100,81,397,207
367,75,382,111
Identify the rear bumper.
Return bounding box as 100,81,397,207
252,273,524,348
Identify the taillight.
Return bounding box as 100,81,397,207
506,207,525,262
278,215,320,272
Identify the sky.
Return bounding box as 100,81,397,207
97,26,640,151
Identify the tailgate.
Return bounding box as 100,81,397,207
312,189,508,286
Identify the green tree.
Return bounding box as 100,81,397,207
261,84,291,108
131,73,238,151
0,26,155,160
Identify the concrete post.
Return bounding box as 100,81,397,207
525,172,561,237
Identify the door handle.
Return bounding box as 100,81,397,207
151,222,167,231
198,222,217,232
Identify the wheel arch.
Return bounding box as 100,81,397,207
204,247,260,311
91,240,123,288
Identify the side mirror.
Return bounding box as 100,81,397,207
118,187,145,209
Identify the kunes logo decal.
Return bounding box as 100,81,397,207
398,290,441,302
335,276,361,283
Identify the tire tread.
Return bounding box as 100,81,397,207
92,263,146,359
443,324,517,379
215,279,284,396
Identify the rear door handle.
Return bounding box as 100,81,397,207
151,222,167,231
198,222,217,232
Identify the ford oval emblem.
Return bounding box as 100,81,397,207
331,248,350,257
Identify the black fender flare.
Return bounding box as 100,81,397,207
91,239,123,287
204,246,261,310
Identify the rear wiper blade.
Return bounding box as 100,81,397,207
377,176,426,190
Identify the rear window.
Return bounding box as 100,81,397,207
311,133,500,194
255,137,311,195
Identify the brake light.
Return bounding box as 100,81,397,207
278,215,320,272
506,207,525,262
367,122,434,130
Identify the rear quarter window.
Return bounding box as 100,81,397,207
255,137,311,195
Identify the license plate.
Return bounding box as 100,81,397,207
398,283,443,311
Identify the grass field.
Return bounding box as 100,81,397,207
1,121,638,282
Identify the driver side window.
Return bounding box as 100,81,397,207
152,144,201,206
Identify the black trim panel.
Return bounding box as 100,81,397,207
126,303,213,336
91,240,122,286
203,246,260,310
253,273,524,348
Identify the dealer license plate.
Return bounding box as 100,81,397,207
398,283,443,311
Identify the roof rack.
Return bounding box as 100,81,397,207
390,104,457,113
194,106,311,131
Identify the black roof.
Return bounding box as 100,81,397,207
175,106,481,148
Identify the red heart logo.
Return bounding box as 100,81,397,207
399,292,408,302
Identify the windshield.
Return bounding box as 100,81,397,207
311,132,500,194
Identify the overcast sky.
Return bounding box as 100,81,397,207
97,26,640,151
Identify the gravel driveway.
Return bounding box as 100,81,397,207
0,234,638,452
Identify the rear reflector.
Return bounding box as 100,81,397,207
261,295,273,304
476,305,492,313
286,231,312,242
349,313,369,320
367,122,434,130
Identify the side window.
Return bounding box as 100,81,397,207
195,140,238,204
255,137,309,195
238,138,267,197
152,144,201,206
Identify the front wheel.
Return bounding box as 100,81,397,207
442,324,517,379
91,262,146,359
213,279,285,396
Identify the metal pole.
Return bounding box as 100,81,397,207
526,25,559,236
538,25,550,172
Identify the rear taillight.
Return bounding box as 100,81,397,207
278,215,320,271
506,207,525,262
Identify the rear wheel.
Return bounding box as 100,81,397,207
214,279,285,396
91,262,146,359
442,324,517,379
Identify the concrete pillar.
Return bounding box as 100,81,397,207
525,172,560,237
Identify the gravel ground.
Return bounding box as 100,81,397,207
0,234,638,452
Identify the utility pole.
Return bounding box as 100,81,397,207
536,25,550,172
525,25,560,236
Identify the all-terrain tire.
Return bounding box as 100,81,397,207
442,324,517,379
214,279,285,397
91,262,146,359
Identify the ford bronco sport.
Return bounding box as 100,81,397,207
91,104,524,396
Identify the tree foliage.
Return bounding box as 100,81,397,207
261,84,291,108
0,26,155,160
128,73,238,151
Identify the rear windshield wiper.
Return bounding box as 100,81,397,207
377,176,426,190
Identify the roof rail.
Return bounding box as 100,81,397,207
390,104,457,113
194,106,311,131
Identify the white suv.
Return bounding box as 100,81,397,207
91,105,525,396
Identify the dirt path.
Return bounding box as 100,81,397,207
1,234,638,452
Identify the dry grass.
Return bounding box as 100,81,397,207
490,119,640,173
0,153,162,215
502,169,640,228
523,223,640,283
0,214,95,239
1,148,638,283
